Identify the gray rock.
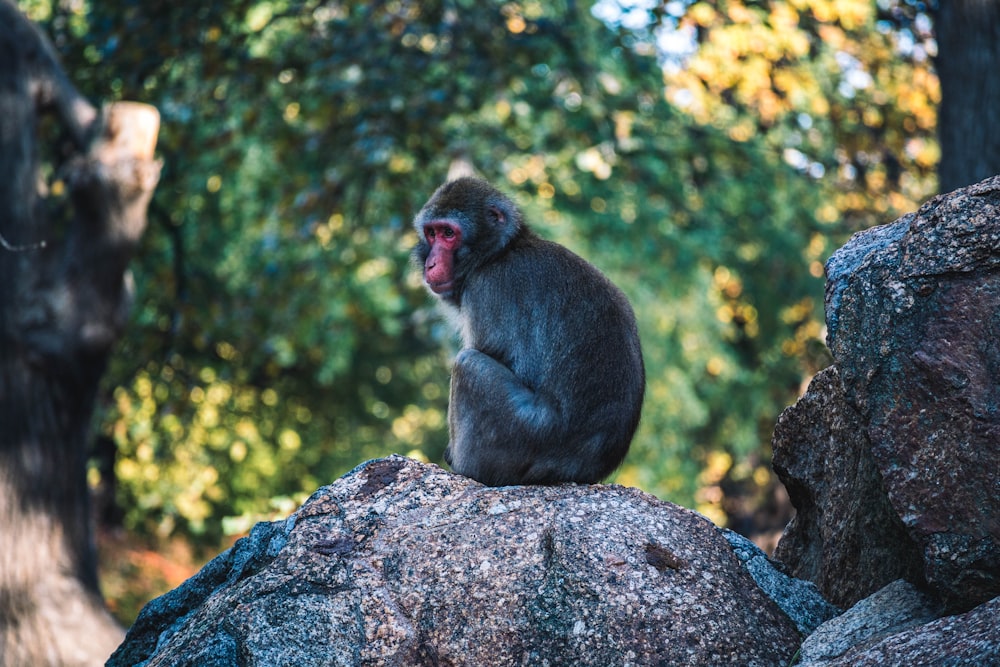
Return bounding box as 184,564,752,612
721,529,840,635
772,367,925,608
107,517,292,665
776,175,1000,612
824,215,911,338
797,580,941,663
109,456,801,667
799,590,999,666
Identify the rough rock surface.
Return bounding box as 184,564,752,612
109,455,802,667
799,590,999,667
772,367,925,608
796,580,941,664
721,529,839,635
774,175,1000,612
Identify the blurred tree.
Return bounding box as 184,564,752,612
0,1,160,661
610,0,941,531
932,0,1000,192
655,0,939,232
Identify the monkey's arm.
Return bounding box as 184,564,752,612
452,348,558,432
446,348,562,485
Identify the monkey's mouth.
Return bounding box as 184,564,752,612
427,280,454,295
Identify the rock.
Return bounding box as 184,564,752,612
105,516,292,665
796,580,941,664
721,529,840,635
775,175,1000,612
798,591,1000,666
772,366,925,608
109,456,802,666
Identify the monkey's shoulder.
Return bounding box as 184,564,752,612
494,236,617,290
466,235,636,330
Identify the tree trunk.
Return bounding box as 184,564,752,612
934,0,1000,193
0,2,161,664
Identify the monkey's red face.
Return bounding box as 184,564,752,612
422,220,463,295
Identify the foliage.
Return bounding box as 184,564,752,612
655,0,938,229
22,0,938,601
97,528,206,625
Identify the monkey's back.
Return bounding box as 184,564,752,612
460,231,645,479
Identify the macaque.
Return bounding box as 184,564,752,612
413,177,645,486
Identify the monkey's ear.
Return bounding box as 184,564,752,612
487,206,506,225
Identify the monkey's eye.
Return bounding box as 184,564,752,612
426,229,436,241
442,227,455,239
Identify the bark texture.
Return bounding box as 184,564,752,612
934,0,1000,193
0,2,160,665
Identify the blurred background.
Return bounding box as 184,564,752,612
18,0,950,624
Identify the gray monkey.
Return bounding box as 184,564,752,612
413,177,645,486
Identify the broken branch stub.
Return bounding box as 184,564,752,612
93,101,160,162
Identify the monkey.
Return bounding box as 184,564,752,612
412,177,645,486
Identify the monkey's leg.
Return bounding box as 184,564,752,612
447,348,561,486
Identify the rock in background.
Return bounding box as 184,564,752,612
796,583,999,667
774,175,1000,613
771,365,926,609
773,176,1000,661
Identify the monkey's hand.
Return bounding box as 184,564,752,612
447,348,562,485
453,348,556,431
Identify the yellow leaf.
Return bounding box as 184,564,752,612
689,2,718,27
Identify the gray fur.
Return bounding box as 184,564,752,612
413,177,645,486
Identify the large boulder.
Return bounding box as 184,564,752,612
109,456,803,666
774,175,1000,612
